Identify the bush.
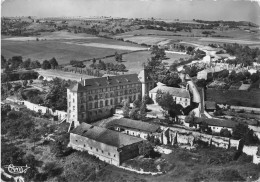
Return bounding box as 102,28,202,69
217,169,244,181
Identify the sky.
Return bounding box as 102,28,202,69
1,0,260,25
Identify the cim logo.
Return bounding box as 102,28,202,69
2,164,30,182
4,164,30,174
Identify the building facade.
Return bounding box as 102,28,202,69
68,123,144,166
67,69,154,125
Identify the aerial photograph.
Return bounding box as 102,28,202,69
1,0,260,181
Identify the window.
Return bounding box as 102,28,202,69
89,96,93,101
105,93,109,98
69,102,71,107
69,110,71,113
73,99,75,103
114,154,116,157
110,99,113,105
99,94,103,99
115,91,118,96
91,147,92,149
69,94,71,99
94,102,98,108
125,90,128,95
73,106,75,111
89,103,93,109
129,89,132,94
89,111,92,116
110,92,113,97
82,114,84,118
94,95,98,100
105,100,108,106
100,101,103,107
80,105,84,111
102,150,104,153
108,152,110,156
96,148,98,152
120,91,123,95
75,140,78,142
186,99,188,101
84,144,86,147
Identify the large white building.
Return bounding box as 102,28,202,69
149,82,191,108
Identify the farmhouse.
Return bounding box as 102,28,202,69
107,118,162,140
67,69,154,125
204,101,217,112
149,82,191,108
195,118,237,134
68,123,144,166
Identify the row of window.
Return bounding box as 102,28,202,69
81,84,141,95
74,140,116,158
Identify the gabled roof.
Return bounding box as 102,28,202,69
149,85,190,99
108,118,161,133
71,123,143,148
68,74,141,91
68,83,86,92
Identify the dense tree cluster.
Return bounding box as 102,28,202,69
43,78,73,111
90,60,126,72
223,44,260,67
1,70,39,82
70,60,86,68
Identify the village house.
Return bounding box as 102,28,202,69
184,117,237,134
107,118,162,140
149,82,191,108
67,69,154,125
204,101,217,112
68,123,144,166
197,66,225,80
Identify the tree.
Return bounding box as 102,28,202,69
250,73,259,83
23,80,28,87
138,141,153,158
199,121,212,134
10,56,23,70
220,128,232,137
92,58,96,64
139,96,147,121
129,108,139,120
196,79,207,88
1,55,7,68
122,99,130,118
150,45,165,60
29,79,33,84
41,60,51,70
232,123,258,145
49,57,58,69
185,112,196,127
118,64,126,72
22,58,31,69
133,99,142,108
29,60,41,69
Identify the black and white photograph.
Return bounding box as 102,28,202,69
1,0,260,181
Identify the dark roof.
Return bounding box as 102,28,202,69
194,118,237,128
108,118,161,133
68,74,141,92
71,123,143,148
205,101,216,110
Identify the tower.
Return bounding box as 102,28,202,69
138,68,154,97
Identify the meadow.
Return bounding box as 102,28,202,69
1,32,146,64
90,51,190,74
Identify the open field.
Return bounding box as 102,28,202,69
2,33,147,64
36,69,97,81
86,51,190,74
